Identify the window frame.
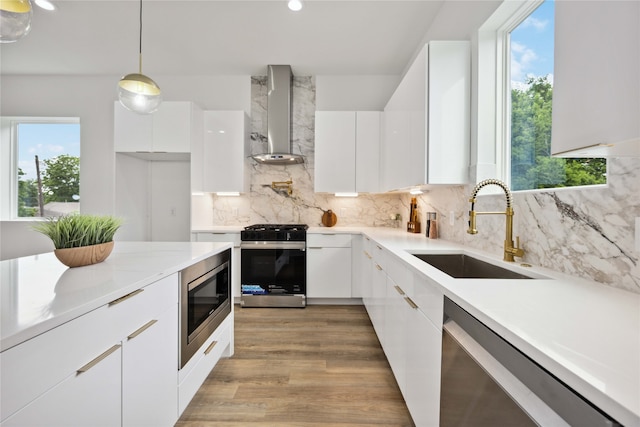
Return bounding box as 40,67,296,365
1,116,80,220
475,0,606,193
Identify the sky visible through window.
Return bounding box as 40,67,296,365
510,0,554,88
18,122,80,181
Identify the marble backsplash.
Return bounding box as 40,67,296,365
408,157,640,294
194,75,639,294
197,75,403,228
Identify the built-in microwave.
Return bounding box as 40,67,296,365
179,249,231,369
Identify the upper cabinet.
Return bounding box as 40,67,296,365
114,101,203,158
314,111,381,193
196,111,249,194
551,1,639,157
380,41,470,192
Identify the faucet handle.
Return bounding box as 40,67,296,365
516,236,520,248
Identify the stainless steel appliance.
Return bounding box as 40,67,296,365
179,249,231,369
441,297,622,427
240,224,307,308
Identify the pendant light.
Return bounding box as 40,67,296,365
117,0,161,114
0,0,33,43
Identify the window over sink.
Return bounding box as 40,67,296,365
476,0,607,192
0,117,80,219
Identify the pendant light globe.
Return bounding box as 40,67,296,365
0,0,33,43
118,72,162,114
117,0,161,114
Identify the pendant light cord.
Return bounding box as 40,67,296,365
138,0,143,74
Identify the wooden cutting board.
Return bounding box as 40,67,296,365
321,210,337,227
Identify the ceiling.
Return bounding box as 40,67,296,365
0,0,500,77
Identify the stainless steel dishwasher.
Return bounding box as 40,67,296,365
440,297,622,427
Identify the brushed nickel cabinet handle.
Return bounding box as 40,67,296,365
376,245,382,250
127,319,158,340
363,251,372,259
77,344,121,374
404,296,418,309
204,340,218,355
108,288,144,306
394,285,405,295
375,264,383,271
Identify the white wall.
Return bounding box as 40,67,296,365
315,75,400,111
0,74,250,258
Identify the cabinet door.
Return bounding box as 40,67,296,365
307,246,352,298
384,276,408,394
314,111,356,193
2,344,122,427
551,1,639,156
360,237,374,306
404,302,441,427
202,111,249,193
427,41,470,184
114,101,153,152
355,112,381,193
152,102,192,153
122,302,179,427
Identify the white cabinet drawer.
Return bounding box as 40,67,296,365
2,343,122,427
412,273,444,329
0,274,178,422
307,233,352,248
178,314,232,415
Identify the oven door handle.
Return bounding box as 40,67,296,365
240,241,306,250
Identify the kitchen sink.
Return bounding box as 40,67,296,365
412,253,535,279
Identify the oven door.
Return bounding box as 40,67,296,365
240,241,306,296
180,250,231,369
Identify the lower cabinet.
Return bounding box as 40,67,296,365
1,274,180,427
1,344,122,427
122,302,179,427
360,235,443,426
306,234,352,298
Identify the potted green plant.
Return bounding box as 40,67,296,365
33,214,123,268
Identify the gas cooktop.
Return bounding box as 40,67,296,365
241,224,308,241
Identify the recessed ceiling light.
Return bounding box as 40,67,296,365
34,0,56,11
287,0,303,12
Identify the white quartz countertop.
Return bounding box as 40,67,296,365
355,227,640,427
193,224,639,424
0,241,232,352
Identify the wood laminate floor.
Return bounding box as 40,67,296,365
176,305,415,427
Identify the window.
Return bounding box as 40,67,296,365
502,0,606,191
1,117,80,219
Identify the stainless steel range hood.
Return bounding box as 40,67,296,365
252,65,304,165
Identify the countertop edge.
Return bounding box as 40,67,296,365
0,242,233,352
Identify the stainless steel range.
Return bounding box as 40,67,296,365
240,224,307,308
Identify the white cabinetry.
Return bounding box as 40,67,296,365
380,41,470,191
0,275,179,427
196,111,250,193
359,235,443,426
114,101,200,241
122,296,178,427
551,1,639,157
314,111,381,193
114,101,202,156
307,233,352,298
178,314,232,415
194,232,241,299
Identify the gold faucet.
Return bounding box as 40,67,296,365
467,179,524,262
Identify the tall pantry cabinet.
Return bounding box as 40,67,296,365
114,101,203,242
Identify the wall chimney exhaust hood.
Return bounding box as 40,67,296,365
252,65,304,165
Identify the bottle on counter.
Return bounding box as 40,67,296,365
427,212,438,239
